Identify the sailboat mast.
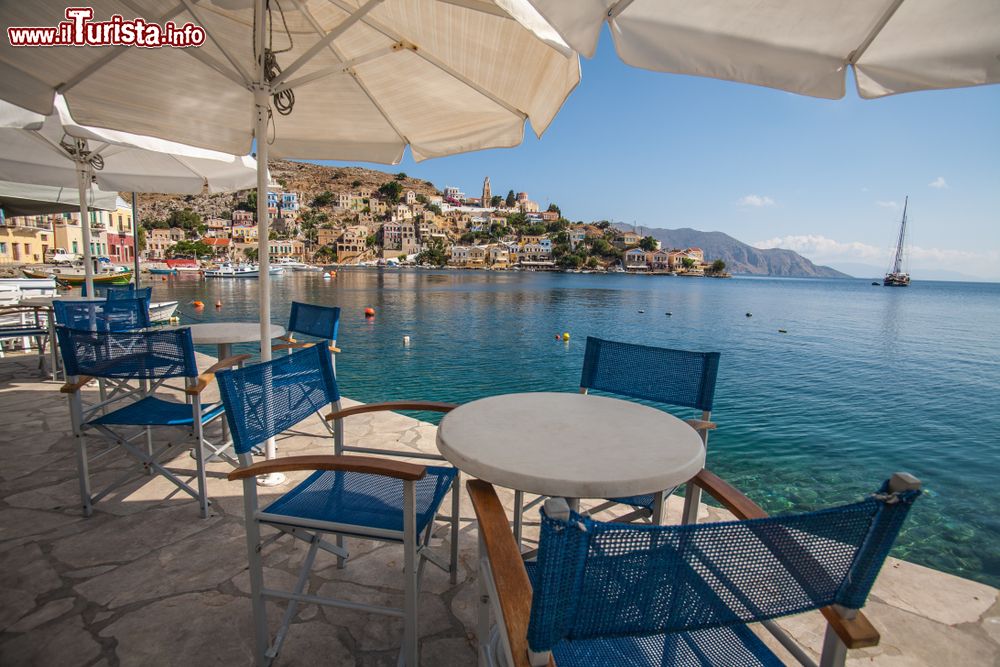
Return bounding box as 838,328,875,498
892,196,908,273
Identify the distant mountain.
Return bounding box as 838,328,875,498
618,225,850,279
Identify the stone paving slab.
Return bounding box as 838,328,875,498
0,353,997,666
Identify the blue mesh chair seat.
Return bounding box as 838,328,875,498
217,345,461,666
58,326,246,519
263,466,457,538
471,473,922,667
89,396,225,427
52,296,151,332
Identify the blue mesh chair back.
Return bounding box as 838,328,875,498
288,301,340,342
56,326,198,379
106,286,151,301
52,296,151,332
581,336,720,411
525,481,921,655
217,344,341,455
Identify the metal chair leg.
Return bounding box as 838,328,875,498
513,490,524,549
450,470,461,584
402,480,419,666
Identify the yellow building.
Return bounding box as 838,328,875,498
0,217,55,264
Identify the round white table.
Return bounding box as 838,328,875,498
437,392,705,513
185,322,286,360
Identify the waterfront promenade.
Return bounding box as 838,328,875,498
1,352,997,665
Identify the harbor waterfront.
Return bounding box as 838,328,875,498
145,268,1000,588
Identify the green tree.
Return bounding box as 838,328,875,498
547,203,561,215
315,245,337,262
416,193,429,205
595,220,611,229
681,257,697,269
427,204,442,216
558,253,583,269
639,235,658,251
505,190,516,207
311,191,334,207
394,172,407,180
377,180,403,203
141,216,168,230
586,256,600,269
416,238,448,267
136,226,147,252
166,208,203,231
490,194,503,208
244,247,258,261
709,259,726,274
351,180,362,188
506,212,527,228
236,191,257,213
365,234,378,248
167,239,212,258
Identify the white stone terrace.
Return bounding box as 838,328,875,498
0,353,997,666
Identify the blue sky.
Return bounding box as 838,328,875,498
317,33,1000,281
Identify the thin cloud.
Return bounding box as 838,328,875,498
738,194,775,208
753,235,883,261
876,200,899,209
929,176,948,189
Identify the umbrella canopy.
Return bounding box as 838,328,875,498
0,96,259,195
0,180,118,217
0,1,579,161
518,0,1000,98
0,96,259,293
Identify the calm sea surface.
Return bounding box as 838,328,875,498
148,269,1000,586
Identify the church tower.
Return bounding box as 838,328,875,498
482,176,492,208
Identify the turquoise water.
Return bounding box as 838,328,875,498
149,269,1000,587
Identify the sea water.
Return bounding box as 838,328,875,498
152,269,1000,586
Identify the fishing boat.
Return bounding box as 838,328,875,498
22,262,132,286
148,301,179,322
883,197,911,287
148,266,177,275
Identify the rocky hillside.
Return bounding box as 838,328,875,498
621,225,849,278
130,160,440,222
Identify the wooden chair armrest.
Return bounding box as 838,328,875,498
271,341,315,352
693,468,880,648
185,354,252,395
691,468,768,520
60,375,95,393
276,334,294,343
330,344,341,353
467,480,553,667
821,607,880,649
228,454,426,482
326,400,458,421
685,418,717,431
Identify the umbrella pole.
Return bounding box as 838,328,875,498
131,192,141,288
75,147,95,296
253,1,283,486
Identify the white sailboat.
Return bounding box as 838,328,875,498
884,197,911,287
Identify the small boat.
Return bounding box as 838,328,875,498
203,262,283,278
883,197,911,287
23,262,132,286
149,301,179,322
0,277,58,299
148,267,177,275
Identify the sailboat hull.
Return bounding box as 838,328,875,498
883,273,910,286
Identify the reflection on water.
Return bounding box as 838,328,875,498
148,269,1000,586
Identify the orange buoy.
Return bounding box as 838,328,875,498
215,300,222,308
193,300,204,308
364,307,375,317
162,276,167,281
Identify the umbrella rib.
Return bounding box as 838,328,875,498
288,0,409,145
179,0,254,85
274,46,396,93
271,0,385,88
846,0,907,64
58,3,186,94
324,0,528,120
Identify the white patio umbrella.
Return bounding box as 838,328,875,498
0,180,118,217
0,1,581,478
518,0,1000,98
0,96,258,294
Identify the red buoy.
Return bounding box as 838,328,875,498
215,300,222,308
364,307,375,317
193,300,204,308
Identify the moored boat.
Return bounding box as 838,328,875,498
23,264,132,285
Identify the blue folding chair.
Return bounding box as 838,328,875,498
105,285,152,301
52,296,151,331
273,300,341,364
217,345,459,666
471,471,922,667
58,326,247,518
514,337,720,543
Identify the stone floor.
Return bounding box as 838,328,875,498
0,352,998,666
